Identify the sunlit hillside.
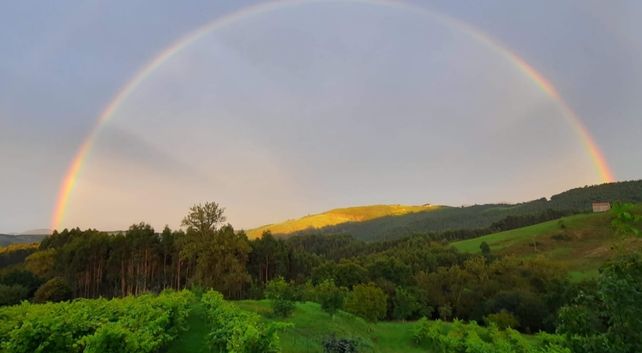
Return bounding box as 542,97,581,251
246,204,439,239
451,204,642,281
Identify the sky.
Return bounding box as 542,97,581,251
1,0,642,233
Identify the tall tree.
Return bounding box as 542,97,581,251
181,202,226,235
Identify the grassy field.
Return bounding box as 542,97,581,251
246,204,438,239
167,299,554,353
165,299,426,353
236,300,428,353
451,210,642,280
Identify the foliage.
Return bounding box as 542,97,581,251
265,277,296,318
31,203,252,299
322,335,360,353
0,243,39,268
610,202,641,236
24,248,57,279
480,241,491,256
314,279,345,317
33,277,71,303
344,283,387,322
484,309,519,329
202,290,288,353
0,290,193,353
392,286,420,320
0,285,28,307
558,253,642,353
0,269,41,296
181,201,226,234
413,318,570,353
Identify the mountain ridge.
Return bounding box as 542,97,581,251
248,180,642,242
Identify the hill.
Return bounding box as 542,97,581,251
246,204,438,239
232,300,558,353
18,228,52,236
451,205,642,280
266,180,642,242
0,233,47,247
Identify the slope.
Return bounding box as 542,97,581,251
246,204,438,239
236,300,430,353
451,206,642,280
272,180,642,242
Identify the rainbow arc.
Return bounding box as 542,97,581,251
50,0,615,230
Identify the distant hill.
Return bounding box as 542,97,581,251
0,233,47,247
255,180,642,242
18,228,52,236
246,204,438,238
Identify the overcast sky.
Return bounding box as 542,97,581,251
1,0,641,233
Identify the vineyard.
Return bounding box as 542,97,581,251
0,290,290,353
202,291,288,352
413,318,570,353
0,290,193,353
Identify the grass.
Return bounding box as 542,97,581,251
451,214,595,253
168,299,548,353
246,204,439,239
166,302,209,353
167,299,426,353
236,300,428,353
451,211,642,280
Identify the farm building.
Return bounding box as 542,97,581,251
592,202,611,213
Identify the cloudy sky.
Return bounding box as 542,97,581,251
1,0,641,233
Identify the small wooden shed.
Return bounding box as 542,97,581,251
592,202,611,213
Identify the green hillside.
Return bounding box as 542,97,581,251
276,180,642,242
236,300,425,353
246,204,439,239
452,206,642,280
234,300,556,353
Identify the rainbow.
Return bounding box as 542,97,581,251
50,0,615,230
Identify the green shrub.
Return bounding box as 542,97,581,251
344,283,387,322
33,277,71,303
413,317,570,353
0,284,28,307
323,335,359,353
0,290,193,353
315,280,345,317
484,310,520,330
265,277,295,318
392,287,420,320
202,290,288,353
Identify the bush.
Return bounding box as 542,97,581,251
82,323,139,353
413,318,570,353
0,290,193,353
323,335,359,353
33,277,71,303
202,290,287,353
392,287,420,320
344,283,387,322
0,270,42,296
265,277,296,318
0,284,28,306
316,280,345,317
484,310,519,329
558,253,642,353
